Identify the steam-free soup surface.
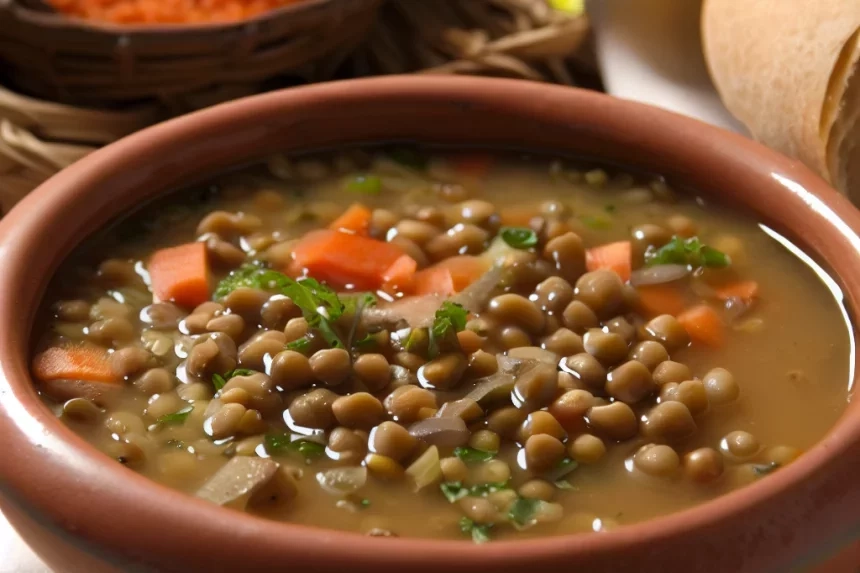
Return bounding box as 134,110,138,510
33,149,851,542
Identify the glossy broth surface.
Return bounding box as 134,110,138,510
33,149,852,541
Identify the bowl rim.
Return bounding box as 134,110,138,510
0,76,858,570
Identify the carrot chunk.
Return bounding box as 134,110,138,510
149,242,210,309
714,280,759,303
329,203,372,236
677,304,725,347
32,345,117,384
292,229,417,291
586,241,632,282
637,284,686,317
413,267,456,296
435,255,489,291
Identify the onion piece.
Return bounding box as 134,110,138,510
408,416,469,447
452,266,503,314
629,264,689,286
405,445,441,491
464,373,516,405
316,466,368,496
507,346,559,365
363,294,444,330
196,456,279,510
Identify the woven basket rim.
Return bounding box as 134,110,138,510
2,0,340,35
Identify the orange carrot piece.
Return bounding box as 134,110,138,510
677,304,724,347
292,229,416,291
149,242,210,309
586,241,632,282
32,345,117,384
450,152,494,178
714,280,759,302
412,267,456,296
382,254,419,292
434,255,489,291
329,203,372,236
637,284,686,317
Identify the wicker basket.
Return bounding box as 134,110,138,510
0,0,382,107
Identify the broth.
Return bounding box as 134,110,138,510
32,148,852,542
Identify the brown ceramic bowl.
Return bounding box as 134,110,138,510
0,77,859,573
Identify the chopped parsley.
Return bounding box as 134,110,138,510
508,497,541,527
500,227,538,249
285,336,312,354
264,433,326,460
212,368,255,391
157,405,193,425
213,262,375,349
645,236,730,269
453,446,495,463
429,301,467,357
459,517,492,544
440,481,510,503
345,174,382,194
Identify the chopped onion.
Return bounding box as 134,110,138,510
408,417,469,447
452,266,503,313
196,456,279,510
629,264,689,286
464,373,515,404
507,346,559,365
405,445,441,491
316,466,368,496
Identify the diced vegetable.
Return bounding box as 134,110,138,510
329,203,372,235
586,241,632,282
148,242,210,308
405,445,442,490
412,267,456,296
629,264,689,286
316,466,368,495
453,446,495,463
195,456,281,510
677,304,725,347
344,175,382,195
714,280,759,303
637,284,687,317
645,236,731,269
412,256,488,296
429,301,468,357
409,417,469,447
500,227,538,249
292,230,416,291
32,344,117,383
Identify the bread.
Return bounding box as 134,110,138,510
701,0,860,201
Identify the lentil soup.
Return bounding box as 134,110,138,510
32,148,852,542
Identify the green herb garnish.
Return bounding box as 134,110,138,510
508,497,541,526
459,517,492,544
645,236,731,269
500,227,538,249
428,301,467,358
157,405,193,425
581,215,612,230
360,498,371,508
440,481,510,502
212,368,256,391
265,433,326,460
752,462,781,476
214,263,375,349
345,174,382,194
453,446,495,463
354,333,377,348
286,336,312,353
387,148,428,171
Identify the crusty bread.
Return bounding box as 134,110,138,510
701,0,860,201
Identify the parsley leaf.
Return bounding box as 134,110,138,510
212,373,227,391
645,236,730,269
459,517,492,544
500,227,538,249
440,481,510,502
429,301,468,357
285,336,312,353
264,433,326,460
453,446,495,463
508,497,541,526
212,368,255,391
213,261,292,299
157,405,193,425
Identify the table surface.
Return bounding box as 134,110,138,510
0,1,791,571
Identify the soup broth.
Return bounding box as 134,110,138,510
32,148,852,542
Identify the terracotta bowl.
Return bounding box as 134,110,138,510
0,77,858,573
